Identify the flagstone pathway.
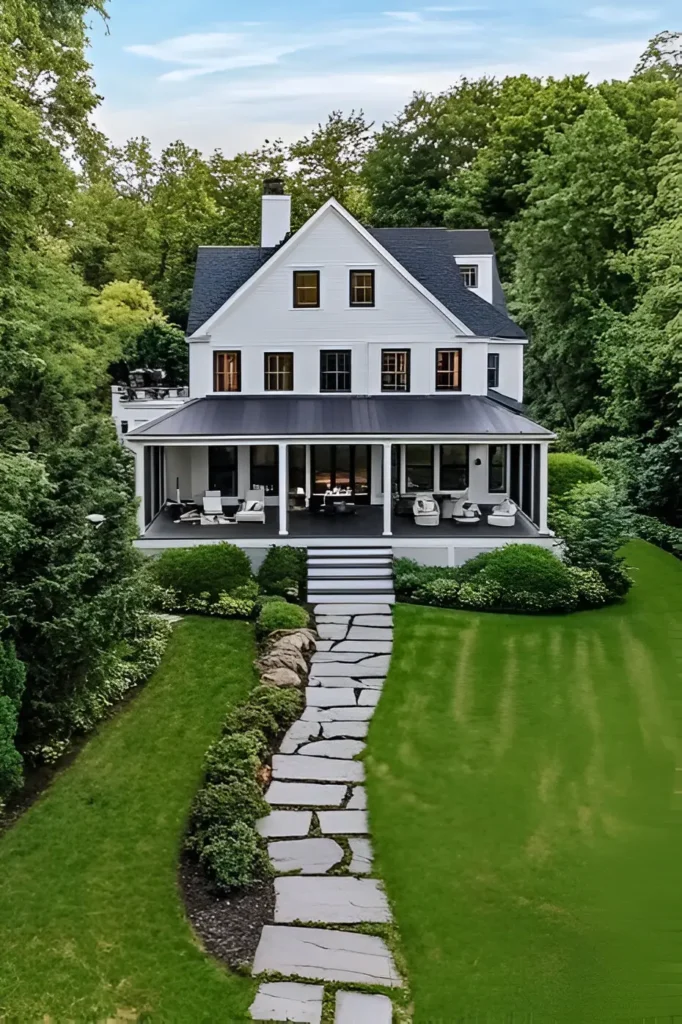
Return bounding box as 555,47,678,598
250,603,402,1023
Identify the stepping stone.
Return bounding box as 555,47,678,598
314,640,334,652
359,690,381,706
314,604,392,615
335,990,393,1024
346,787,367,810
312,657,389,677
322,721,369,739
347,627,394,641
332,641,393,654
257,810,313,837
266,782,347,807
253,925,402,987
302,706,375,722
318,810,369,835
312,676,382,689
349,837,373,874
268,838,344,874
315,616,350,624
280,720,321,754
297,739,365,760
306,687,357,707
317,624,347,640
273,755,364,783
250,981,324,1023
311,652,368,663
275,876,391,924
353,615,394,627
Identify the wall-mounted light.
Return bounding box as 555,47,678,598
474,458,482,466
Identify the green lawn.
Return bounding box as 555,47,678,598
367,541,682,1024
0,617,257,1023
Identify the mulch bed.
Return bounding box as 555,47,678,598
179,854,275,970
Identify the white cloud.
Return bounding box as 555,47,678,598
586,6,657,23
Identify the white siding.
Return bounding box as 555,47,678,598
488,343,524,403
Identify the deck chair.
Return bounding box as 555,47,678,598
452,489,481,524
413,492,440,527
200,491,235,526
235,487,266,524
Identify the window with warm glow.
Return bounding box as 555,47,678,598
293,271,320,308
435,349,462,391
350,270,375,306
213,351,241,392
264,352,294,391
381,350,410,392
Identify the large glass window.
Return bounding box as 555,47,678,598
381,350,410,392
293,271,320,308
489,445,507,493
320,350,351,392
487,352,500,389
350,270,375,307
251,445,279,496
213,351,241,392
435,349,462,391
440,445,469,491
264,352,294,391
209,446,238,495
405,445,434,492
312,445,370,495
288,446,306,497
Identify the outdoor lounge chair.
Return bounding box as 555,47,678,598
413,493,440,527
452,490,481,524
235,487,266,524
200,491,235,526
487,497,518,527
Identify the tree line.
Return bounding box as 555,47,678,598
0,0,679,807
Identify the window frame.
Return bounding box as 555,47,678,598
349,269,375,308
488,444,508,494
264,352,294,392
440,444,469,492
293,270,320,309
435,348,462,392
381,349,411,393
460,264,478,289
213,350,241,393
320,349,352,393
405,444,434,493
487,352,500,389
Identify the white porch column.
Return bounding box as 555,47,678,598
382,443,393,537
134,445,146,535
278,442,289,536
305,444,312,503
538,442,549,533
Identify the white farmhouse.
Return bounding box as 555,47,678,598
119,181,555,571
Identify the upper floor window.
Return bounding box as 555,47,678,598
264,352,294,391
320,350,351,392
350,270,375,307
460,264,478,288
435,349,462,391
293,270,320,308
381,350,410,392
487,352,500,389
214,350,241,392
489,444,507,493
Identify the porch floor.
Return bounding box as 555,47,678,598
143,504,541,542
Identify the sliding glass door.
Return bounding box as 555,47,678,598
311,445,370,503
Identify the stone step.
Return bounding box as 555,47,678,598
272,754,365,783
253,925,403,987
308,557,392,567
318,809,369,835
307,578,394,592
307,547,392,558
274,876,391,924
335,990,393,1024
256,810,313,838
266,781,348,807
268,838,344,875
314,603,393,614
312,594,396,605
308,567,393,578
250,982,324,1024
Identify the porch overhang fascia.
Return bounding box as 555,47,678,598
122,431,556,445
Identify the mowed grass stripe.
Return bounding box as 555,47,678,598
367,542,682,1023
0,617,258,1023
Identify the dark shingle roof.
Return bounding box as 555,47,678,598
127,394,551,439
185,225,525,339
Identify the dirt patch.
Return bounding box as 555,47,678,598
179,854,275,971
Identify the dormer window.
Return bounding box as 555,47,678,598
293,270,320,308
488,352,500,389
460,265,478,288
350,270,375,307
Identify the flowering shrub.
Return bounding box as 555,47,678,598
159,580,260,619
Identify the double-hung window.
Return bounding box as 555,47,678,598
214,351,241,392
381,350,410,392
264,353,294,391
320,350,351,392
293,271,320,308
460,264,478,288
350,270,375,307
435,349,462,391
488,352,500,389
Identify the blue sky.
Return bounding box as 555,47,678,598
87,0,674,155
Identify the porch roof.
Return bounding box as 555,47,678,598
126,394,553,441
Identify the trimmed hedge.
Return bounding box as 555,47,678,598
257,546,308,599
548,453,601,500
152,543,253,602
187,684,304,892
633,514,682,559
257,601,309,637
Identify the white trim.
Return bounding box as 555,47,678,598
125,432,555,446
188,199,474,339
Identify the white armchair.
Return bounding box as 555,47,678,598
235,487,266,524
452,490,481,524
487,497,518,528
413,493,440,527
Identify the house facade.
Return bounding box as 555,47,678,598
119,183,555,568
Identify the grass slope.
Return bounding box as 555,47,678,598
0,617,258,1023
368,542,682,1023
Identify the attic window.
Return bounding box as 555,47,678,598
350,270,375,307
460,264,478,288
294,270,320,308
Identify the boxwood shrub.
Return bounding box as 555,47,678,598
256,601,309,638
548,453,601,500
152,543,253,602
257,545,308,599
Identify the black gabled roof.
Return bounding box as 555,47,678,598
185,223,526,340
127,394,552,439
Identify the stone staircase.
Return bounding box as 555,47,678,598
306,546,395,605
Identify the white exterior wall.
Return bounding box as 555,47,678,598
488,343,524,403
454,254,494,305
